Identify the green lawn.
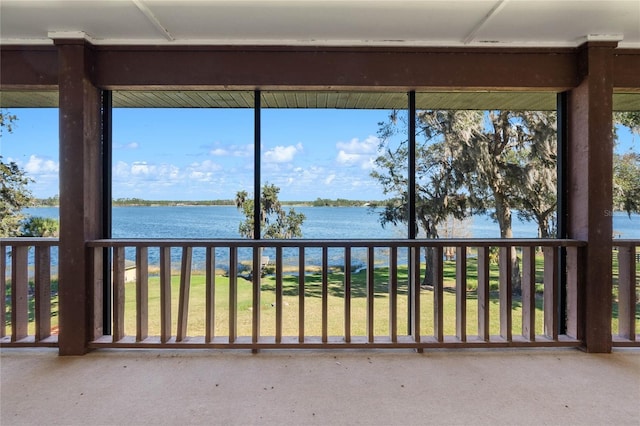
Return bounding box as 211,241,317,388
120,262,547,339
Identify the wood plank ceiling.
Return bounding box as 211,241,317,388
1,90,639,111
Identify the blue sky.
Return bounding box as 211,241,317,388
1,107,637,201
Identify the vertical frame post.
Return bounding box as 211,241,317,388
101,89,112,335
556,92,568,335
407,91,417,334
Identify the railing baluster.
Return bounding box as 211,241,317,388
136,247,149,342
0,244,6,338
543,246,559,340
456,246,467,342
112,246,126,342
344,247,352,343
411,246,422,345
298,248,305,343
176,246,192,342
322,247,328,343
11,246,28,342
34,246,51,341
477,246,490,342
565,246,582,340
433,246,444,343
521,246,536,341
205,246,215,343
229,247,237,343
617,246,636,341
275,246,283,344
91,247,104,340
367,246,375,343
389,246,398,343
160,246,172,344
252,247,261,347
499,246,513,342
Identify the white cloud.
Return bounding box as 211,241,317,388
24,155,58,174
131,162,151,175
209,143,253,157
186,160,222,182
264,143,303,163
114,142,139,150
335,136,380,169
324,174,336,185
116,161,180,181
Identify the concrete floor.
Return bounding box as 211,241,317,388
1,347,639,426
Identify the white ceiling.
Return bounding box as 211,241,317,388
0,0,638,48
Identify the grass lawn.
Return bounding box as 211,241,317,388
120,261,549,339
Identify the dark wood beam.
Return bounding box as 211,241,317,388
0,46,57,89
614,49,640,90
91,46,578,91
567,41,615,353
2,44,638,92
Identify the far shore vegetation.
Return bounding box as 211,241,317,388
33,196,382,208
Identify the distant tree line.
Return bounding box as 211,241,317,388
32,197,382,208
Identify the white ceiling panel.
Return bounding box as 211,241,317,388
473,1,639,45
0,0,638,47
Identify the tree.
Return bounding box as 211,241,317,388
615,111,640,135
613,152,640,216
1,111,34,237
372,110,558,292
513,112,558,238
235,183,305,239
613,111,640,218
372,111,471,285
21,216,60,237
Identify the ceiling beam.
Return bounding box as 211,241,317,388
131,0,174,42
92,46,578,91
462,0,509,45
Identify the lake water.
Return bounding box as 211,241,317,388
19,206,640,271
24,205,640,239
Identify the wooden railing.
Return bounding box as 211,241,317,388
0,238,59,347
86,239,586,350
613,240,639,347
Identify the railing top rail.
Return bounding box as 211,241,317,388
0,237,59,247
87,238,587,248
613,239,640,247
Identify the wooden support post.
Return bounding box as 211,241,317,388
54,37,104,355
567,41,617,353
